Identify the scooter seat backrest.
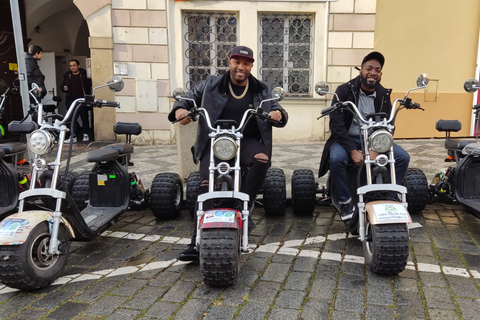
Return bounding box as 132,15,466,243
436,119,461,132
87,148,119,163
113,122,142,135
103,143,134,155
8,121,38,134
0,142,27,155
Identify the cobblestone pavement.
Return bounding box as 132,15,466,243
2,139,480,320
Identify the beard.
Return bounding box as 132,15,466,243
360,73,380,91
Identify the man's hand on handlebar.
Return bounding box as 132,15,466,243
350,149,379,166
175,108,191,125
268,110,282,122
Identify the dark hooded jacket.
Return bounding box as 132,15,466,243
168,71,288,164
318,75,392,177
61,67,92,107
25,53,46,98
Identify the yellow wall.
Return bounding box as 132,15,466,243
375,0,480,138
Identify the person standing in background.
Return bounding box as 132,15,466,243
25,45,46,104
62,59,92,143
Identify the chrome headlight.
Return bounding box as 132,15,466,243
213,136,238,160
369,130,393,153
28,129,54,155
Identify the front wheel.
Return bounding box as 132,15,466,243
200,228,240,287
262,167,286,216
291,169,317,216
402,168,429,214
363,221,409,276
150,173,183,219
0,221,69,290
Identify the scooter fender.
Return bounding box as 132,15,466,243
364,200,412,225
198,208,242,229
0,210,75,245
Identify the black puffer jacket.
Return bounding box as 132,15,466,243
61,68,92,105
168,71,288,164
25,53,46,98
318,76,392,177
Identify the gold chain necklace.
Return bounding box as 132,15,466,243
229,80,249,99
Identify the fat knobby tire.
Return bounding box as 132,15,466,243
402,167,429,214
291,169,317,215
70,171,90,211
150,172,183,219
364,223,409,275
200,228,240,287
262,167,286,216
186,171,201,218
0,222,69,290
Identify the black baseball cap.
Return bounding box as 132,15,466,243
361,51,385,68
230,46,255,62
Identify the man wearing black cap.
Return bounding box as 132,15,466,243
318,51,410,227
169,45,288,261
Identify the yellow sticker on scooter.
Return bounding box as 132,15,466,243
373,203,409,222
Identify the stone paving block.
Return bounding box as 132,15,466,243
204,305,237,320
395,291,427,318
334,289,364,312
73,280,119,303
111,278,149,296
268,307,301,319
301,298,330,319
237,268,259,287
428,308,460,320
221,285,249,306
161,280,197,303
420,272,448,288
32,290,75,310
83,295,129,316
456,240,480,254
366,270,395,286
456,298,480,320
284,271,312,291
0,295,39,319
446,275,480,298
149,270,181,287
293,256,318,272
144,301,179,319
316,259,341,280
393,277,419,292
124,286,167,309
436,248,465,267
261,263,291,282
331,309,362,320
173,298,211,319
338,273,365,290
192,283,222,300
46,301,90,320
365,304,395,320
248,281,281,304
423,287,455,309
106,308,141,320
235,302,270,320
271,252,295,264
274,290,306,309
341,261,365,275
8,308,48,320
366,284,394,306
412,242,436,256
309,277,336,301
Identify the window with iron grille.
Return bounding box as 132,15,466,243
259,13,313,97
182,11,238,90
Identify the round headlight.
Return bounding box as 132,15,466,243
368,130,393,153
213,136,238,160
28,129,54,155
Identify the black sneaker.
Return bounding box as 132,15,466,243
340,202,355,221
178,244,199,261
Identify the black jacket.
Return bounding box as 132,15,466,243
61,68,92,104
25,53,46,98
168,71,288,164
318,76,392,177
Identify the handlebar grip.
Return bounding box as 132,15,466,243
473,103,480,110
96,99,120,107
321,105,336,116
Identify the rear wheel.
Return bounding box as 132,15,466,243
200,228,240,287
150,173,183,219
0,221,69,290
186,171,201,218
291,169,317,215
40,170,78,210
70,171,90,211
262,167,286,216
363,220,409,275
402,168,428,214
